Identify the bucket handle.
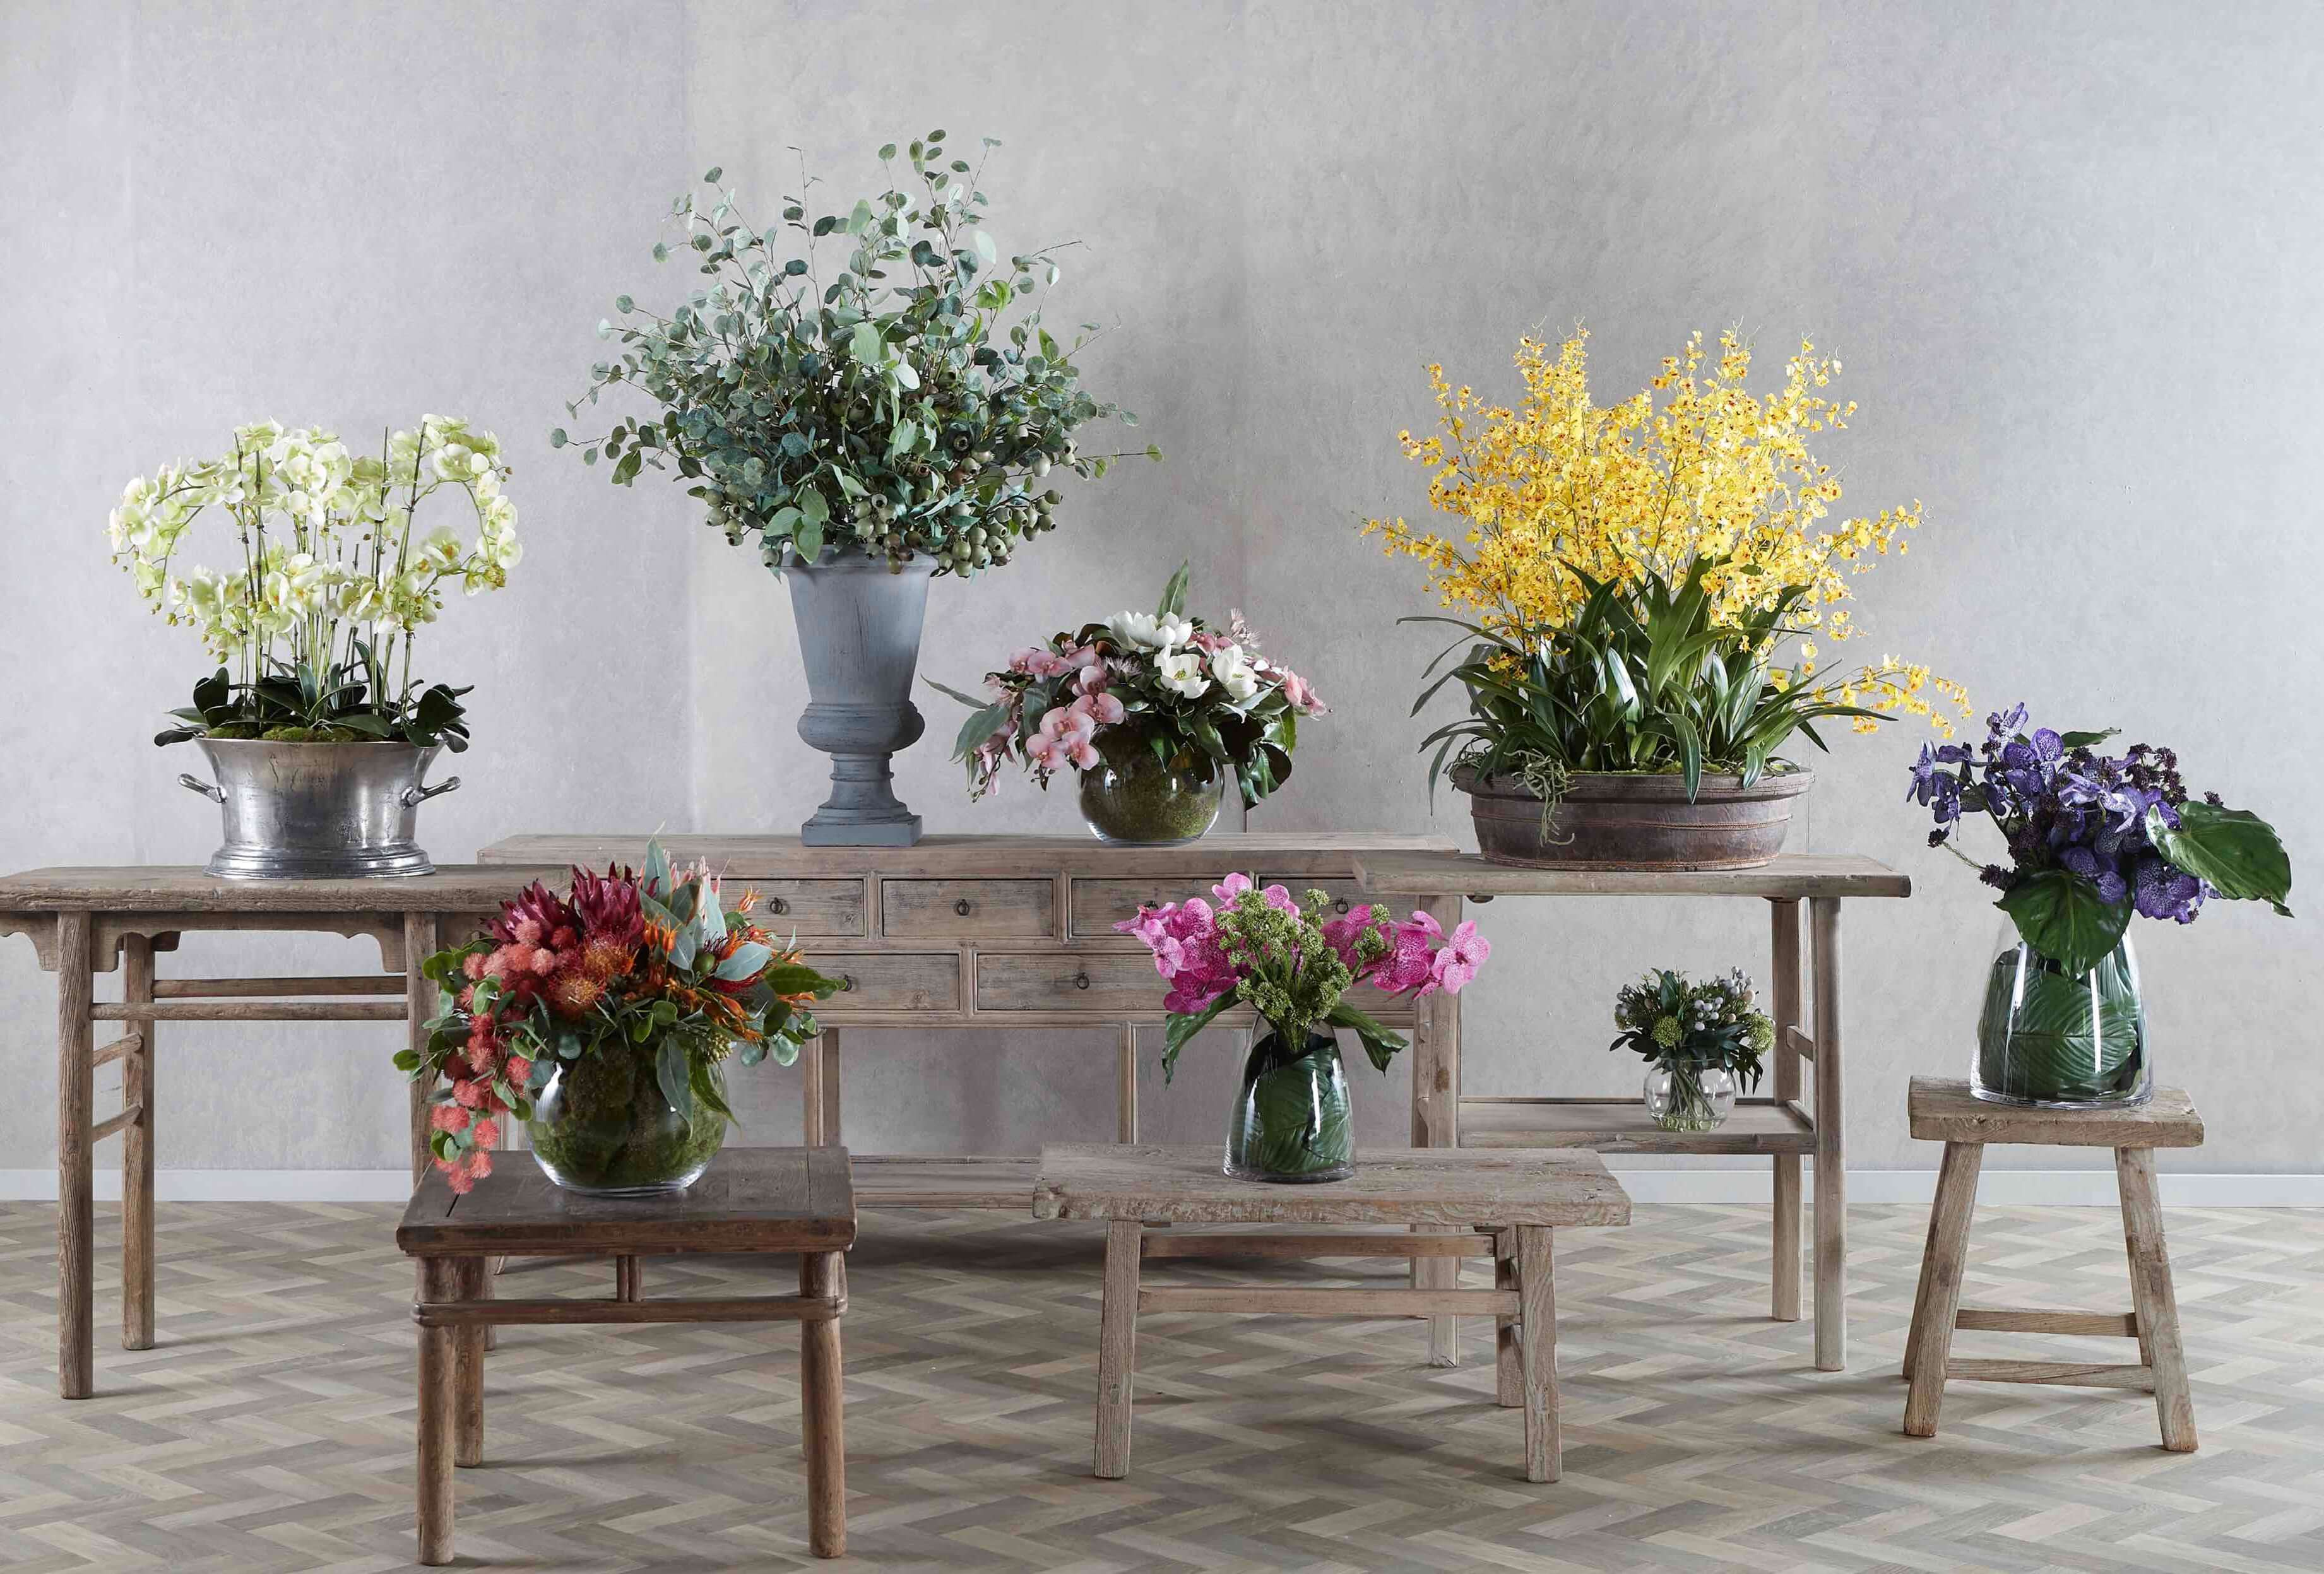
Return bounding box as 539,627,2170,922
177,773,225,804
401,776,463,809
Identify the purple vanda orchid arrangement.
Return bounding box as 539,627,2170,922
1117,873,1488,1080
1909,704,2292,975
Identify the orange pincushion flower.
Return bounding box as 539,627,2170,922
545,970,605,1019
579,935,636,981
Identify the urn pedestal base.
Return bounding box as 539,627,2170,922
785,549,936,848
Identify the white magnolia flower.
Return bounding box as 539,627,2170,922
1156,649,1209,698
1207,642,1260,702
1106,609,1194,651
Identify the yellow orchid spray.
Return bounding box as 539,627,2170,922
1362,327,1969,803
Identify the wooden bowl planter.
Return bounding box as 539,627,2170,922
1452,762,1813,870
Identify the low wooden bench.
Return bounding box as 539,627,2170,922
396,1147,857,1563
1033,1144,1630,1482
1902,1077,2204,1452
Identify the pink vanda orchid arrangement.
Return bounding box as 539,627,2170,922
1117,873,1489,1080
928,562,1327,808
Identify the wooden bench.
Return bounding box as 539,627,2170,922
396,1147,857,1563
1033,1144,1630,1482
1902,1077,2204,1452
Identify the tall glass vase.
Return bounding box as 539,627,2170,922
1972,919,2150,1108
1223,1026,1353,1182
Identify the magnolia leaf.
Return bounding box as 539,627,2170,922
2147,801,2293,915
1995,868,2132,977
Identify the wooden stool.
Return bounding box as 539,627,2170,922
1901,1077,2203,1452
396,1147,856,1563
1032,1144,1630,1482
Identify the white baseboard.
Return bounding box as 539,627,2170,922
3,1166,2322,1206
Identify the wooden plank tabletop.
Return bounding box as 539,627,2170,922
398,1147,857,1257
0,865,572,913
480,831,1456,878
1908,1078,2204,1148
1352,850,1911,899
1031,1144,1632,1227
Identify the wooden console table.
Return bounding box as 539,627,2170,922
0,864,564,1399
478,834,1459,1210
1353,850,1910,1371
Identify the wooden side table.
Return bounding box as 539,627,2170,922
396,1146,857,1563
1032,1144,1630,1482
1900,1076,2205,1452
0,863,566,1399
1357,850,1911,1372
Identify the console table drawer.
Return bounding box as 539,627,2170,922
1069,877,1231,937
817,952,961,1012
882,880,1054,937
977,953,1168,1014
750,880,866,935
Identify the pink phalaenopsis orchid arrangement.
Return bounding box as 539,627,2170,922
928,561,1326,807
1117,872,1489,1081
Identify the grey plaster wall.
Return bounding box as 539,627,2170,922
3,1,2316,1178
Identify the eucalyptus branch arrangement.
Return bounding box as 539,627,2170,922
560,133,1159,578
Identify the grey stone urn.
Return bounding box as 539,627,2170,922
785,547,937,846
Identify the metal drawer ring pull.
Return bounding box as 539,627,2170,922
767,897,789,914
1074,971,1091,990
953,897,973,916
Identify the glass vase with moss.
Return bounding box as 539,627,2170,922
527,1040,732,1195
1079,721,1223,846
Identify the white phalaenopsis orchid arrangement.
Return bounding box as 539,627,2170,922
931,562,1329,808
109,418,520,749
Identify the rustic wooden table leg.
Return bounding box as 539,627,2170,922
801,1029,828,1146
1769,897,1803,1323
1411,899,1463,1366
403,913,439,1185
2116,1145,2198,1452
1902,1140,1982,1437
56,909,94,1399
1900,1154,1952,1383
1809,896,1846,1371
1117,1022,1139,1142
453,1258,485,1467
1515,1224,1558,1482
122,932,157,1352
1093,1219,1141,1479
616,1254,642,1301
417,1257,458,1565
799,1250,848,1557
1493,1229,1521,1407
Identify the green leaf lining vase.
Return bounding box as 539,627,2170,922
1972,920,2150,1108
527,1041,728,1195
1224,1027,1353,1182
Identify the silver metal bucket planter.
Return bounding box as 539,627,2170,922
785,548,935,846
179,738,460,879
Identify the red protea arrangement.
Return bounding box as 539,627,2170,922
400,840,842,1193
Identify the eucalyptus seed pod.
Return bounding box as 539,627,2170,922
1031,453,1052,478
1042,489,1063,507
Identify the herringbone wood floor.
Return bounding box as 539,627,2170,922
3,1197,2320,1572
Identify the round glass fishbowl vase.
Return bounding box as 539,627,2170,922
1079,725,1223,846
526,1043,727,1195
1972,919,2150,1108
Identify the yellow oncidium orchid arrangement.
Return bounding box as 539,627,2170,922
1363,327,1969,801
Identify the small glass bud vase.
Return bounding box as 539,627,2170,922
1643,1061,1736,1133
1972,918,2150,1108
